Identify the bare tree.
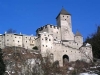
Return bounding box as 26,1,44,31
80,48,93,63
7,28,16,33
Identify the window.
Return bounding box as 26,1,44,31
15,37,16,38
65,19,66,20
26,41,27,43
63,16,64,17
0,40,1,42
67,16,68,18
45,37,48,40
13,40,14,42
49,39,51,41
18,41,19,43
56,37,57,39
26,37,27,38
46,45,47,47
43,45,44,47
57,32,58,34
42,38,43,40
7,39,9,41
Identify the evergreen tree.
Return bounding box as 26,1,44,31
85,25,100,59
0,48,5,75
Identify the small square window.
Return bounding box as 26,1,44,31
45,37,48,40
7,39,9,41
49,39,51,41
18,41,19,42
26,37,27,38
15,37,16,38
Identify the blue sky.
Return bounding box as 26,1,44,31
0,0,100,40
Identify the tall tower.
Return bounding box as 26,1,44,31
56,8,74,41
74,31,83,46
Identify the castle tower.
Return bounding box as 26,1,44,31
74,31,83,46
56,8,74,41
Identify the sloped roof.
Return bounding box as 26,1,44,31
75,31,82,36
56,8,71,19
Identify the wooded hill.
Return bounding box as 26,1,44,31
85,25,100,59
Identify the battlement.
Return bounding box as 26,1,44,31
36,24,59,33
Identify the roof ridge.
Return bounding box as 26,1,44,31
56,8,71,19
75,30,82,36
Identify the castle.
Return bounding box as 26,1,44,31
0,8,93,66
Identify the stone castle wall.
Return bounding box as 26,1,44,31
0,8,93,66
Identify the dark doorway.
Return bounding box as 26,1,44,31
63,55,69,66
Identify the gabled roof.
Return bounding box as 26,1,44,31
75,31,82,36
56,8,71,19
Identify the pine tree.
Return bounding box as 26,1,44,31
85,25,100,59
0,48,5,75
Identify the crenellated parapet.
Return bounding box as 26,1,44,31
36,24,59,34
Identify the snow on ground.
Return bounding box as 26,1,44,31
79,73,98,75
